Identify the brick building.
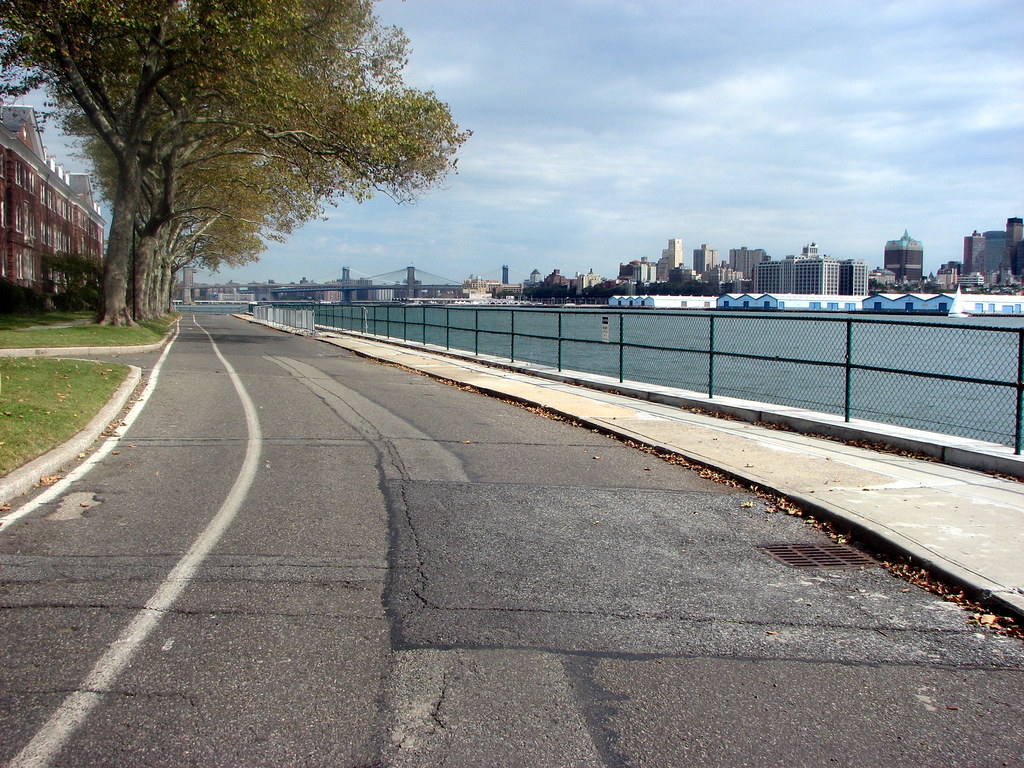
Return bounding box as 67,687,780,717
1,106,105,294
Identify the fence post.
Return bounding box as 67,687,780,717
618,313,625,383
707,315,716,398
510,310,516,362
446,307,451,349
844,320,853,422
474,309,480,355
557,312,563,371
1016,329,1023,455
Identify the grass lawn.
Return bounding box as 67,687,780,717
0,358,131,476
0,314,177,349
0,311,94,331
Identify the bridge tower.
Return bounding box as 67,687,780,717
407,266,417,299
502,265,509,284
342,266,350,282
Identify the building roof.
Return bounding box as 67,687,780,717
886,230,923,249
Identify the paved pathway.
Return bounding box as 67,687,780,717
1,314,1022,767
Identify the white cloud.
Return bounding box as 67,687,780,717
183,0,1024,282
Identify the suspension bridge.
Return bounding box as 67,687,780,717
265,266,467,302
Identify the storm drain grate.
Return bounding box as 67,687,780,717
759,543,875,569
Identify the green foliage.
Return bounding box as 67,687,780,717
0,280,47,314
1,0,469,323
42,252,103,311
523,285,572,300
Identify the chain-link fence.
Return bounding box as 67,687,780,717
308,304,1024,452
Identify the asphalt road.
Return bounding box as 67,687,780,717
1,314,1022,767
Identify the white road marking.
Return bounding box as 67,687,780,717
7,317,263,768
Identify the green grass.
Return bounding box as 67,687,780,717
0,358,131,476
0,314,177,349
0,311,94,332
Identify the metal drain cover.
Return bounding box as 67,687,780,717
759,543,875,569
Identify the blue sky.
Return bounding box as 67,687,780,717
46,0,1024,284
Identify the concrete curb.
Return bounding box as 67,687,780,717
0,339,168,358
0,318,178,359
0,365,142,507
569,416,1024,621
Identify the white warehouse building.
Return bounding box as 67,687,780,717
607,293,1024,315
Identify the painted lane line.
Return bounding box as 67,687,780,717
0,320,181,531
8,316,263,768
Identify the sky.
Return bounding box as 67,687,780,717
40,0,1024,285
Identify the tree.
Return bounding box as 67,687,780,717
1,0,468,323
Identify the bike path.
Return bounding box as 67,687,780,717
5,316,1024,622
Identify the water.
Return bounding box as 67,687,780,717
175,302,250,315
314,305,1024,449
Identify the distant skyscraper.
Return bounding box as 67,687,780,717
693,244,718,275
633,257,658,283
754,251,867,295
983,231,1007,276
883,230,924,283
793,255,839,294
754,257,796,293
963,231,986,275
728,247,768,279
657,238,683,281
838,260,869,296
1004,218,1023,275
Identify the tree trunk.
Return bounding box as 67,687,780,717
99,158,141,325
132,231,157,321
159,257,175,315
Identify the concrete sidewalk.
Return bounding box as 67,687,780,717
293,324,1024,622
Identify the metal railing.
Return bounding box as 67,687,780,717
252,303,315,333
307,304,1024,453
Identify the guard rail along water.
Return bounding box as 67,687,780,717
252,303,316,333
295,303,1023,454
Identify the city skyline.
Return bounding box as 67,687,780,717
34,0,1024,285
